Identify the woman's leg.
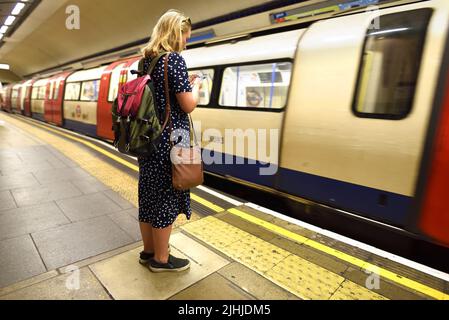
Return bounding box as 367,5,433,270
152,224,173,263
139,222,154,253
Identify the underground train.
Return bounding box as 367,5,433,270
1,0,448,247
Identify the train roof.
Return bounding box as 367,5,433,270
182,29,303,68
33,78,49,87
66,66,107,83
22,80,34,87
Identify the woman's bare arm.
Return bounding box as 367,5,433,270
176,77,201,114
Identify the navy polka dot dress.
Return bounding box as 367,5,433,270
138,52,192,229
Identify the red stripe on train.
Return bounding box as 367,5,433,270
420,71,449,246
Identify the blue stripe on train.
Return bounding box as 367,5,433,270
203,149,278,188
31,113,45,122
203,150,412,227
63,119,97,137
276,167,411,227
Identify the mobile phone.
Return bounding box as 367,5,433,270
190,74,207,80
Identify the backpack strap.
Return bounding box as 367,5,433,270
138,52,167,76
148,52,167,74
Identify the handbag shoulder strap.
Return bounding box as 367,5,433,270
163,53,172,145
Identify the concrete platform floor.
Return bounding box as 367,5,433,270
1,112,448,300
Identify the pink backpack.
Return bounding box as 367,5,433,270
117,75,150,117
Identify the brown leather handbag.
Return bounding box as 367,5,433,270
163,54,204,191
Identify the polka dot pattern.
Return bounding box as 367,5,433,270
138,52,193,229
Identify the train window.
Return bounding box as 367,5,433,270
219,62,292,109
80,80,100,102
108,63,125,102
49,82,54,100
64,82,81,100
188,69,214,105
353,9,432,119
53,81,60,100
31,87,38,100
38,86,46,100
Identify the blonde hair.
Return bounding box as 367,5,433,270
142,9,191,58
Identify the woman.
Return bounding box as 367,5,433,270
138,9,202,272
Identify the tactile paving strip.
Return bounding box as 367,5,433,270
182,216,388,300
224,236,290,273
330,280,388,300
266,254,345,300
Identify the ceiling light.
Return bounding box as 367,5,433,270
0,26,8,34
12,3,26,15
5,16,16,26
0,64,10,70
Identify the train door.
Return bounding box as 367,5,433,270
50,72,72,126
11,84,21,113
97,60,134,140
20,82,27,114
23,80,35,117
4,85,12,112
44,78,55,123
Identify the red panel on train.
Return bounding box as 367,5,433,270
97,57,139,140
44,71,72,126
420,71,449,246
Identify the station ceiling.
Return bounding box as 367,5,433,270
0,0,294,82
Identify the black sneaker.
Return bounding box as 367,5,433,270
149,255,191,273
139,251,154,265
139,246,171,265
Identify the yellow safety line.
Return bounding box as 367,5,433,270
227,208,449,300
190,193,225,213
14,115,449,300
20,117,139,172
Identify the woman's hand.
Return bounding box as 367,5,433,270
188,74,199,85
189,74,203,90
